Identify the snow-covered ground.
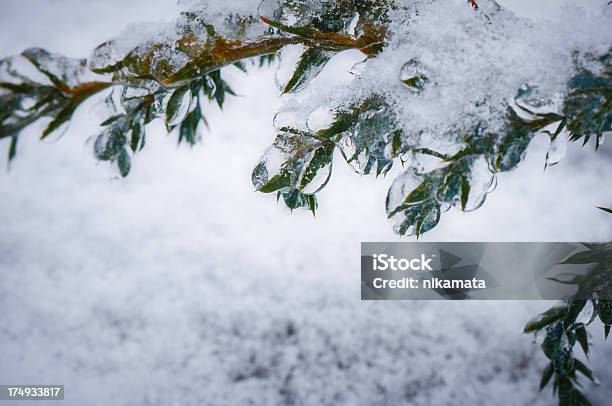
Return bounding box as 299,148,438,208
0,1,611,405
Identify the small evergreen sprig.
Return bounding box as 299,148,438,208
524,243,612,405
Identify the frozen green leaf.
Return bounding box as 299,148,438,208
561,247,612,264
546,275,582,285
233,61,247,72
564,62,612,142
178,101,202,146
598,301,612,325
575,326,589,357
524,306,567,333
130,121,142,152
283,47,333,94
41,101,77,139
8,135,17,163
165,85,192,126
208,70,236,109
117,148,131,178
327,97,399,176
94,126,127,161
540,362,554,391
460,176,470,211
279,189,317,215
597,206,612,215
574,359,595,382
252,130,334,195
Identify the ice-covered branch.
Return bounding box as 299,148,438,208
0,0,610,236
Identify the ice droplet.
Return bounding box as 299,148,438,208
123,43,191,87
252,131,333,194
545,129,568,167
300,147,333,194
399,59,430,93
94,127,127,161
120,85,155,112
90,40,124,73
575,301,596,326
462,157,495,211
337,101,397,175
512,84,559,120
163,87,194,126
386,170,425,213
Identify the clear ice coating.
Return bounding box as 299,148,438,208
306,106,335,133
385,152,495,235
307,97,400,177
386,169,442,236
258,0,298,26
163,87,195,126
512,84,561,122
21,48,93,88
94,126,127,161
399,58,430,93
386,170,427,211
286,47,334,94
574,300,597,326
274,45,305,91
252,130,333,195
89,40,124,73
258,0,361,35
341,109,397,176
121,42,192,87
259,0,327,30
1,48,109,147
1,55,54,87
461,156,495,212
545,128,568,167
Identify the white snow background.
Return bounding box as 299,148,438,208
0,1,611,405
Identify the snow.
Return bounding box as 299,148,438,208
0,1,611,405
279,0,612,148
